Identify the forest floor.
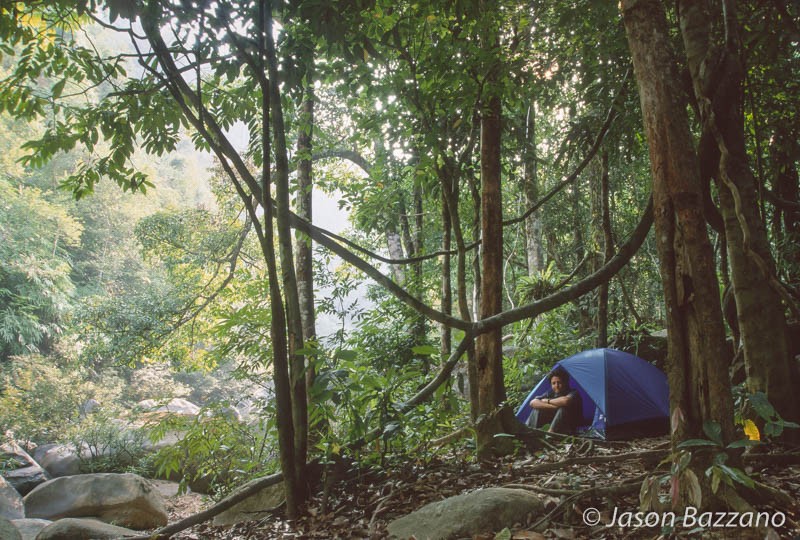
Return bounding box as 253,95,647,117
160,436,800,540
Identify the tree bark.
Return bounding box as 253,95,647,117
597,151,614,347
523,104,544,275
264,0,307,508
294,69,319,415
621,0,736,490
441,189,453,363
476,89,510,458
441,160,479,419
678,0,798,425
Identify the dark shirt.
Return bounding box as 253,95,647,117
535,389,581,433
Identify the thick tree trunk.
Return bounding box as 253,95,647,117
476,91,511,458
679,0,798,425
621,0,736,505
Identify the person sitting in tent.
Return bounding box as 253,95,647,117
527,367,582,434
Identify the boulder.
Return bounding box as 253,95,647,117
387,487,545,540
23,472,168,530
0,516,22,540
137,398,201,417
213,477,284,526
31,444,81,478
10,518,51,540
79,398,101,417
0,476,24,519
0,442,50,495
35,517,137,539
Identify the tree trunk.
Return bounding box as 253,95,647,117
441,189,453,362
441,161,479,419
523,104,544,275
476,90,510,458
264,1,307,508
386,226,406,283
621,0,736,506
597,151,614,347
294,71,318,411
678,0,798,425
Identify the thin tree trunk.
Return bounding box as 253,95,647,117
621,0,736,507
598,151,614,347
385,226,406,283
441,189,453,362
255,0,299,518
441,162,479,419
679,0,798,425
264,0,307,505
523,104,544,275
295,69,318,408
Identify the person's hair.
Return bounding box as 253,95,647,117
549,367,569,385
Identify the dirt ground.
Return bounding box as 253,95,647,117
153,437,800,539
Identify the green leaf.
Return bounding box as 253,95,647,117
411,344,438,356
749,392,776,420
718,465,755,488
52,79,66,98
726,439,759,449
683,468,702,507
334,349,357,361
677,439,720,449
494,528,512,540
710,467,721,493
702,420,723,446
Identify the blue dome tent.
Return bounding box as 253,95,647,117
515,348,670,439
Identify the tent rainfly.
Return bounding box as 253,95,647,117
515,348,670,440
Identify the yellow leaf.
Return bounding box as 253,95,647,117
743,419,760,441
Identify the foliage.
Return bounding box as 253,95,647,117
733,387,800,440
0,355,123,445
148,405,274,499
66,411,148,474
0,175,81,360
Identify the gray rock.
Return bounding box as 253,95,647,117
23,472,167,530
0,516,22,540
79,398,101,417
137,398,201,417
9,518,51,540
31,444,81,478
35,517,137,539
0,476,24,519
0,442,50,495
387,487,545,540
213,477,284,526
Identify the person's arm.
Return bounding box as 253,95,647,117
530,393,560,410
548,390,575,408
533,391,575,409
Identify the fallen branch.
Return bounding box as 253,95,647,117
503,483,577,496
521,448,667,476
529,475,647,530
743,452,800,467
124,472,284,540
